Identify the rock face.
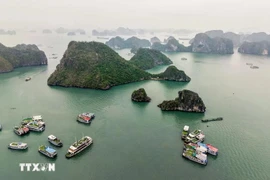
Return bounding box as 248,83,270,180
158,90,206,113
129,48,172,70
0,43,47,73
152,66,191,82
43,29,52,34
150,37,161,44
152,37,191,52
106,36,151,50
238,41,270,55
192,33,234,54
131,88,151,102
47,41,151,90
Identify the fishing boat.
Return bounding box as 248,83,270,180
8,142,28,150
201,117,223,122
25,77,31,81
184,143,207,153
181,125,189,139
48,135,63,147
26,121,45,132
77,113,95,124
188,129,205,142
38,145,57,158
184,136,200,144
182,148,207,165
21,116,45,127
65,136,93,158
197,142,219,156
13,126,30,136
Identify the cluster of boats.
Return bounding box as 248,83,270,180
7,113,95,159
14,115,45,136
181,125,219,165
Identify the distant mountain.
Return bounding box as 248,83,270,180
92,27,137,36
238,41,270,55
152,37,191,52
43,29,52,34
244,32,270,42
0,29,16,35
150,37,161,44
0,43,47,73
129,48,172,70
105,36,151,50
55,27,68,34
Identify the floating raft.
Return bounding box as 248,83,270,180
201,117,223,122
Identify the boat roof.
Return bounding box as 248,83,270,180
183,125,189,131
69,146,77,150
33,115,42,120
46,147,56,154
48,135,56,140
207,144,218,151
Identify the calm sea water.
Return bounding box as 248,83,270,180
0,32,270,180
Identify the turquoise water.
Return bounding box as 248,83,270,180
0,33,270,180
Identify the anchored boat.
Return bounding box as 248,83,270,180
21,115,45,127
197,142,219,156
38,145,57,158
65,136,93,158
184,143,207,153
8,142,28,150
13,126,30,136
182,148,207,165
48,135,63,147
181,125,189,140
77,113,95,124
188,129,205,142
25,77,31,81
26,121,45,132
0,124,2,131
201,117,223,122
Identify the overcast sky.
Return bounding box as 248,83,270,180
1,0,270,32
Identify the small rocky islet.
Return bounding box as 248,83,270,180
131,88,151,102
105,36,151,50
0,43,47,73
158,90,206,113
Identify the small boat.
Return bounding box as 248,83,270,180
246,63,253,65
250,66,259,69
198,142,219,156
0,124,2,131
25,77,31,81
77,113,95,124
182,148,207,165
184,136,200,144
201,117,223,122
26,121,45,132
184,143,207,153
21,115,45,127
38,145,57,158
8,142,28,150
181,125,189,140
181,57,187,60
14,126,30,136
65,136,93,158
188,129,205,142
48,135,63,147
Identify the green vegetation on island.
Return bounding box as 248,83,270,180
152,37,191,52
158,89,206,113
129,48,172,70
106,36,151,50
0,43,47,73
152,66,191,82
131,88,151,102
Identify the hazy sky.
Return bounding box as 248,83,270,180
1,0,270,32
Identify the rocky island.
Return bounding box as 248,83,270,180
67,32,76,36
105,36,151,50
191,33,234,54
131,88,151,102
43,29,52,34
0,29,16,35
152,66,191,82
152,37,191,52
158,90,206,113
238,41,270,55
92,27,137,36
0,43,47,73
47,41,151,90
129,48,173,70
150,37,161,44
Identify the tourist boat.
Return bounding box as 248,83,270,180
201,117,223,122
25,77,31,81
48,135,63,147
77,113,95,124
184,143,207,153
184,136,200,144
188,129,205,142
38,145,57,158
197,142,219,156
13,126,30,136
8,142,28,150
26,121,45,132
22,116,45,127
181,125,189,140
182,148,207,165
65,136,93,158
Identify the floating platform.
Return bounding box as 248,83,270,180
201,117,223,122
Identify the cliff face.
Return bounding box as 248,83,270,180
150,37,161,44
0,43,47,73
238,41,270,55
131,88,151,102
158,90,206,113
47,41,151,90
244,32,270,42
192,33,234,54
152,37,191,52
152,66,191,82
106,36,150,50
129,48,172,70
